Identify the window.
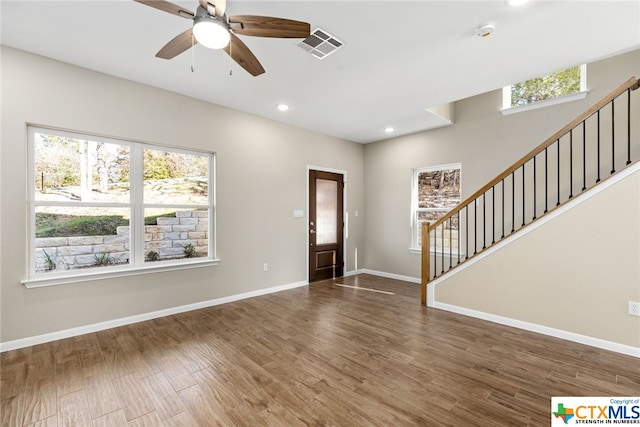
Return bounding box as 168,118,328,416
411,163,461,250
26,126,217,286
502,64,587,113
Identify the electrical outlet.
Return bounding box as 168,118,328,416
629,301,640,317
262,263,268,272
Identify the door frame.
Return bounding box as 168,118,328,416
306,165,347,283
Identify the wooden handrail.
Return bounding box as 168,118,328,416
428,76,639,232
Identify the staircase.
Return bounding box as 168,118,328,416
421,77,640,305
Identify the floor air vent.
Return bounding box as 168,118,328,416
298,28,343,60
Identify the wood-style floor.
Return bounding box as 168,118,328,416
1,274,638,426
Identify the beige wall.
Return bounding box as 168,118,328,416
435,167,640,348
362,49,640,350
363,49,640,278
2,45,639,348
0,47,364,343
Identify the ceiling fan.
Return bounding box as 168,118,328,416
134,0,311,76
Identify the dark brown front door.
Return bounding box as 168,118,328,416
309,170,344,282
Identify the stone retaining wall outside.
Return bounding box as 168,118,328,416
36,210,208,272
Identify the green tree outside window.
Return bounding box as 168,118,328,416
511,66,582,107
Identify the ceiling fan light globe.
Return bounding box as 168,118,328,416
193,16,230,49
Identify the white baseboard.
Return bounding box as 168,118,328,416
0,280,308,352
359,268,420,284
343,269,363,277
423,164,640,358
358,269,640,358
5,269,636,359
433,301,640,358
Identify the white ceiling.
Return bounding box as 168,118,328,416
2,1,639,143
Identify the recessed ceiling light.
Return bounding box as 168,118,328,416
507,0,530,6
384,127,394,133
277,104,289,112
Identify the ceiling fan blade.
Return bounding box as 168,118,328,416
199,0,226,17
133,0,194,19
229,15,310,38
156,29,195,59
214,0,226,17
224,33,265,76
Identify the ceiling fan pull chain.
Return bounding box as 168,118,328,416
229,40,233,76
191,32,196,73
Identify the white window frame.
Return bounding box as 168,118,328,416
23,125,219,288
410,162,461,252
501,64,588,115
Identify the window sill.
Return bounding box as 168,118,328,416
500,91,589,116
22,258,221,288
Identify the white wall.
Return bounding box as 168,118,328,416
0,47,364,344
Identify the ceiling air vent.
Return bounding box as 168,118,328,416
298,28,343,60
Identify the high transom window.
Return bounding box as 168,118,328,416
502,65,587,113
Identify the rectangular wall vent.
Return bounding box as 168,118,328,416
298,28,343,60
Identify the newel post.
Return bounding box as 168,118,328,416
421,222,430,305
